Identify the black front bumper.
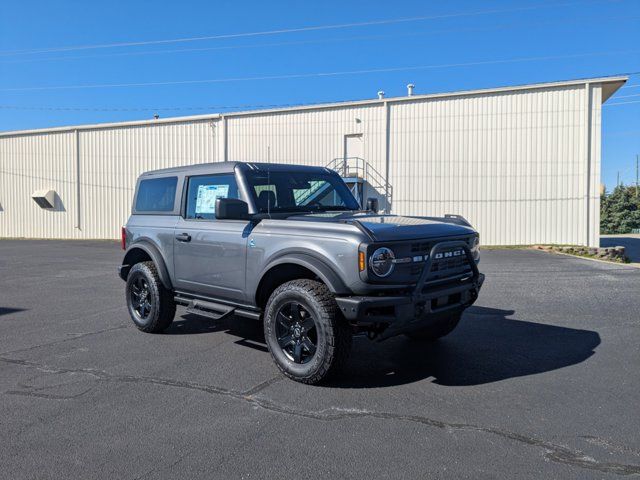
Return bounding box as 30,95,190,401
335,240,484,340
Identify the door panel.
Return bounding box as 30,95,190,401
173,218,249,301
173,172,248,302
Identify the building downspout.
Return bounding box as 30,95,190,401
74,129,81,230
222,115,228,162
384,100,391,213
584,83,592,246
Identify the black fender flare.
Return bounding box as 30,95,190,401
120,241,173,290
256,252,350,299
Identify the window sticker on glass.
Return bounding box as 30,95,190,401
195,184,229,214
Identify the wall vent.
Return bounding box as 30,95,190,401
32,190,56,209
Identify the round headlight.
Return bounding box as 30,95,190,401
370,247,395,277
469,235,480,261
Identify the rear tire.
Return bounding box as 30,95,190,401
264,279,352,385
404,313,462,341
126,261,176,333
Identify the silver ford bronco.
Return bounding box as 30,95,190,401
119,162,484,384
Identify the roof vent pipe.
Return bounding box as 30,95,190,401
407,83,415,96
377,91,385,99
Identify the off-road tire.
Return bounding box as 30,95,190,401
126,261,176,333
404,313,462,341
264,279,352,384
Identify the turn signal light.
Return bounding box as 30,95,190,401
358,251,365,271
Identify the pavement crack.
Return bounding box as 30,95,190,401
5,388,93,400
242,375,283,397
582,435,640,458
2,355,639,476
0,324,128,356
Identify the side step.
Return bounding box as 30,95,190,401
176,297,235,321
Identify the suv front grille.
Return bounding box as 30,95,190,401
411,241,431,253
409,242,471,279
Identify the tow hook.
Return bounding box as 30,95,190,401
366,323,386,341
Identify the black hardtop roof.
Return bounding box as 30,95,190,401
142,161,334,177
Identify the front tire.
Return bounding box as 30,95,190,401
404,313,462,341
126,261,176,333
264,279,352,384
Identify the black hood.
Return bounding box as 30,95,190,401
287,212,476,242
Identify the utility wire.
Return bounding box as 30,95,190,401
0,103,303,112
2,50,637,92
3,71,639,111
0,0,624,57
3,13,638,65
605,100,640,105
614,93,640,98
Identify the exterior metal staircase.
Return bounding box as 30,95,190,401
326,157,392,212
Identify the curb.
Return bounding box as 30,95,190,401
531,249,640,269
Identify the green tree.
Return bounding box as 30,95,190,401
601,185,640,234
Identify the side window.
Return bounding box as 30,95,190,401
185,174,240,220
135,176,177,212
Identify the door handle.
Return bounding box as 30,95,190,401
175,233,191,242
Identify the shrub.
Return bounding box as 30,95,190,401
600,185,640,234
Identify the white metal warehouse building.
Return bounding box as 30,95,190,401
0,75,626,246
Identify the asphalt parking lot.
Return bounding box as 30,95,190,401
1,240,639,479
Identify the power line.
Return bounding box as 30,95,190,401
4,72,640,112
605,100,640,106
3,97,640,112
0,0,623,57
0,103,303,112
3,13,638,65
614,93,640,98
2,50,637,92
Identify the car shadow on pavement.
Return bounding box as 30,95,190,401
329,306,601,388
164,307,601,389
0,307,26,317
166,312,269,352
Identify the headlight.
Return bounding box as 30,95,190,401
370,247,395,277
469,235,480,261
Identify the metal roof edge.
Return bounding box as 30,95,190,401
0,75,628,138
0,113,222,137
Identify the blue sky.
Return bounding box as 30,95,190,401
0,0,638,189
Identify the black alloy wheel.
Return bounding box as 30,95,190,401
275,301,318,364
264,279,352,384
125,261,176,333
130,275,152,321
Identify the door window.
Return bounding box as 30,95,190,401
185,174,240,220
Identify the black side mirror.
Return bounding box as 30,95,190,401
215,198,250,220
366,197,379,213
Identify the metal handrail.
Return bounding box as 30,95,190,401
326,156,393,211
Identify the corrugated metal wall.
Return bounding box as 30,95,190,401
227,104,386,171
0,82,605,245
388,84,599,245
0,120,218,239
78,120,217,238
0,131,79,238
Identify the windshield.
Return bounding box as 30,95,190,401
244,170,360,213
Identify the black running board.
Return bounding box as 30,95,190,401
176,297,235,321
174,295,262,321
